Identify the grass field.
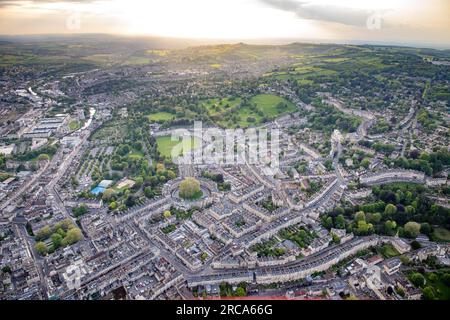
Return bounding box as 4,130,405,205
128,151,144,160
204,94,296,128
233,94,296,127
378,244,400,259
0,172,12,182
201,97,242,116
433,227,450,242
147,112,175,121
323,57,350,63
68,120,81,131
250,94,296,118
156,136,201,158
424,271,450,300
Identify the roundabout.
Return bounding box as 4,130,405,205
163,177,217,210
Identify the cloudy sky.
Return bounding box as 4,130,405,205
0,0,449,46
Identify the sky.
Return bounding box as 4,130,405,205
0,0,449,47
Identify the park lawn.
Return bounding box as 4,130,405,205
425,271,450,300
0,172,12,182
250,94,296,118
433,227,450,242
69,120,81,131
201,97,241,116
220,94,296,128
378,244,400,259
147,112,175,121
156,136,201,158
202,94,295,128
235,108,263,128
128,152,144,160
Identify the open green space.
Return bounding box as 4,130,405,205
433,227,450,242
377,244,400,259
156,135,201,158
250,94,296,118
201,94,295,128
69,120,81,131
147,112,175,121
200,97,242,117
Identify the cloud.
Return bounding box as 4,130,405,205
258,0,375,27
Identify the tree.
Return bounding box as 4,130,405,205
422,286,435,300
144,186,154,198
109,201,117,210
35,242,48,255
361,158,371,169
335,214,346,229
125,195,136,207
102,188,116,201
51,233,63,249
405,205,416,215
410,273,425,287
356,220,373,235
62,228,83,246
371,212,382,224
354,211,366,222
179,177,201,200
156,163,165,173
235,287,246,297
323,216,333,229
163,210,172,219
411,240,422,250
404,221,421,238
420,223,432,235
167,170,177,180
36,226,52,241
442,273,450,286
332,233,341,244
72,204,88,217
384,204,397,215
1,265,11,274
37,154,50,161
385,220,397,230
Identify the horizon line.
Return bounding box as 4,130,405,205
0,32,449,51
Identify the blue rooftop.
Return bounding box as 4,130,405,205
91,186,106,195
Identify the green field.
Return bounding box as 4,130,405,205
433,227,450,242
0,172,12,182
201,94,295,128
378,244,400,259
128,151,144,160
424,271,450,300
251,94,296,118
156,136,201,158
68,120,81,131
201,97,242,116
232,94,296,127
147,112,175,121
